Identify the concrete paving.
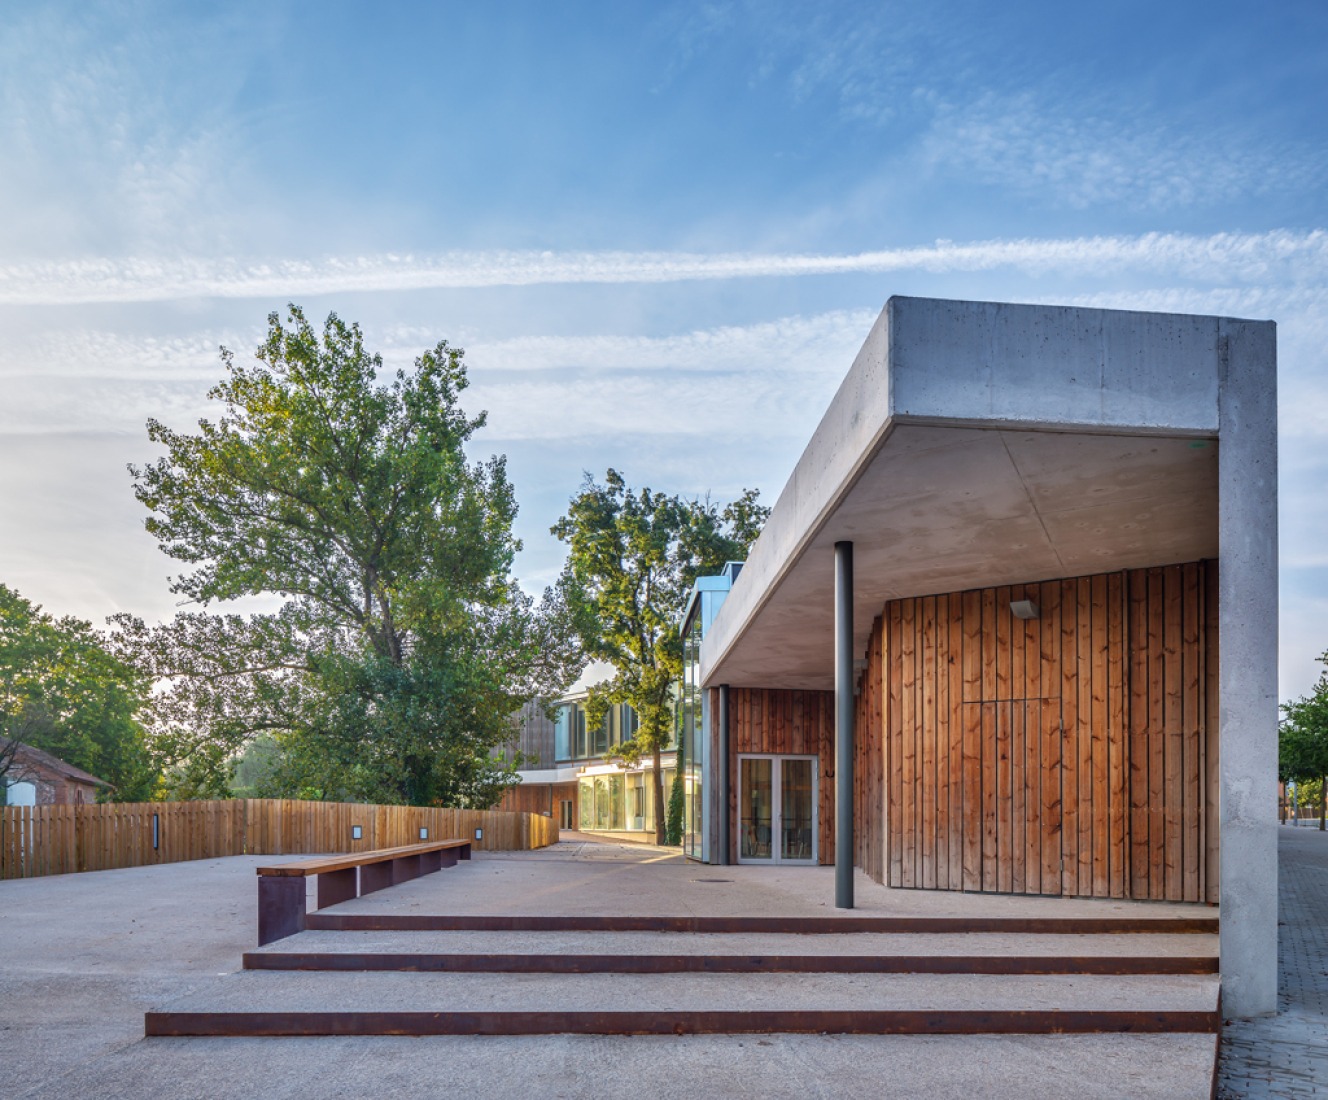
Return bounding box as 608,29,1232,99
248,927,1220,958
1217,825,1328,1098
1,833,1225,1100
360,832,1215,920
155,968,1221,1014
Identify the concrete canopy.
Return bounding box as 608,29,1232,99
702,296,1241,693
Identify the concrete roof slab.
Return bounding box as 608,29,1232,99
701,297,1233,692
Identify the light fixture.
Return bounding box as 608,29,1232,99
419,827,429,840
474,827,483,841
1010,599,1040,620
351,825,363,840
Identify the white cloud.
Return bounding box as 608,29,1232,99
921,90,1325,211
3,229,1327,305
463,310,874,375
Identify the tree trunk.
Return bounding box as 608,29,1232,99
652,744,666,846
1320,776,1326,831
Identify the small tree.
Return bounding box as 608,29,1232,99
1281,659,1328,831
552,470,767,844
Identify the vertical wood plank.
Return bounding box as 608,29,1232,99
962,701,981,891
1127,568,1150,899
996,664,1013,892
1060,578,1079,897
934,595,949,890
888,603,903,887
1164,565,1185,900
1106,571,1127,899
901,598,917,887
981,703,998,891
948,593,965,890
1147,567,1166,900
981,588,997,703
921,595,937,889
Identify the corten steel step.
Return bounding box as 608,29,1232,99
241,950,1217,975
146,1008,1222,1038
145,970,1222,1038
302,912,1219,935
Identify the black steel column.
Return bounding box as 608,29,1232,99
835,540,854,909
718,684,731,865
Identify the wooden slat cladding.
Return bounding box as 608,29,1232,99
854,619,885,881
728,687,836,864
870,562,1216,903
496,782,577,819
0,800,558,880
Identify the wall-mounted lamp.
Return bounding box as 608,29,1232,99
474,827,483,841
1010,599,1040,620
351,825,363,840
419,827,429,840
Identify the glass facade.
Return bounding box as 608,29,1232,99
555,700,641,763
578,768,674,835
681,608,704,860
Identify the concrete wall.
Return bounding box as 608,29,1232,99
1216,317,1279,1016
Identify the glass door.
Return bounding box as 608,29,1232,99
780,758,815,861
740,758,773,860
738,755,816,864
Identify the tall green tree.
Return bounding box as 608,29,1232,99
122,305,578,805
552,469,767,844
0,584,156,800
1281,656,1328,830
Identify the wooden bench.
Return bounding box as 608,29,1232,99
256,839,471,945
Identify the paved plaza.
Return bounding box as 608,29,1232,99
1218,825,1328,1098
0,829,1320,1098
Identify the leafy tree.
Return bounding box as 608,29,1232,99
1281,658,1328,831
0,584,156,800
122,305,578,805
552,470,767,844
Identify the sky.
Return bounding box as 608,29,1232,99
0,0,1325,700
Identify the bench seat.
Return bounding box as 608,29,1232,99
257,839,472,945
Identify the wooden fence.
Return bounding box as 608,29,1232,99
0,798,558,880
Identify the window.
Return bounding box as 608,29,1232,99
4,780,37,807
557,701,643,762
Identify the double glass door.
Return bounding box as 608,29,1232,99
738,755,817,864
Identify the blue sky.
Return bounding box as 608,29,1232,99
1,0,1325,698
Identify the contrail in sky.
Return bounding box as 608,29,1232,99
0,230,1324,305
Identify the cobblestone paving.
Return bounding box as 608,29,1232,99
1217,827,1328,1098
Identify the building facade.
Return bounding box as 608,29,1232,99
1,739,111,806
497,690,676,840
685,296,1277,1017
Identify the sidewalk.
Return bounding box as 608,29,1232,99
1217,825,1328,1097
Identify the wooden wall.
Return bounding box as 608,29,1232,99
860,561,1217,903
497,781,577,820
1,799,559,880
727,687,836,864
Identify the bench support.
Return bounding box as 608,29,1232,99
258,875,307,946
361,860,393,895
317,866,358,909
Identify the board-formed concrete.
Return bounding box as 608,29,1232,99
698,295,1278,1017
